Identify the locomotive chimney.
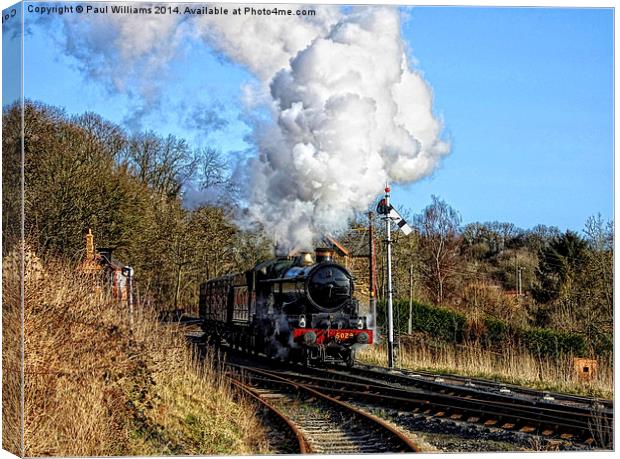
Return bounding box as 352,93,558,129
315,247,334,263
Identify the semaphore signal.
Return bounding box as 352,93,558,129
376,184,413,368
377,198,413,236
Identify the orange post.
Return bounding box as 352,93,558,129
573,357,598,381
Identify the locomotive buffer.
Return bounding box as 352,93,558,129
377,185,412,368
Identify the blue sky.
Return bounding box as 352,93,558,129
3,2,614,232
394,6,613,231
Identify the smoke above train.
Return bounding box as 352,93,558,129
244,8,449,251
43,4,450,251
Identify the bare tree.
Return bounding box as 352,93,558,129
415,195,462,304
577,215,613,351
195,146,229,190
124,132,196,198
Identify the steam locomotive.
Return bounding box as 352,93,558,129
199,248,373,365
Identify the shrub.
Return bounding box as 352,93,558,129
520,327,588,358
591,333,613,355
377,299,466,342
378,298,590,358
482,316,512,347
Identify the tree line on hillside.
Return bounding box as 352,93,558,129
2,101,272,309
2,101,613,352
367,196,613,354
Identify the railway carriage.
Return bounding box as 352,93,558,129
199,248,373,365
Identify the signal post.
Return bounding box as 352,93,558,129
384,186,395,368
377,185,412,369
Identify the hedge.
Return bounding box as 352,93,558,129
376,299,465,343
480,316,513,347
521,327,588,357
410,301,466,342
376,299,592,358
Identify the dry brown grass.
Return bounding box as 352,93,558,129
359,336,613,399
3,251,269,456
2,248,24,456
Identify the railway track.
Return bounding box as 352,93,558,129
335,362,613,411
227,363,420,454
229,378,310,454
258,363,613,447
186,332,613,449
185,324,607,410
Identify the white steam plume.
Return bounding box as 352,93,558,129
242,7,449,250
42,6,188,129
40,5,449,250
192,4,342,80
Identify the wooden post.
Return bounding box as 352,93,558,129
368,212,377,334
86,228,95,261
408,264,413,334
122,266,134,330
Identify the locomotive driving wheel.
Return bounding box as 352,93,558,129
344,349,356,367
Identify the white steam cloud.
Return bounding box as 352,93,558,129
235,7,449,250
192,4,341,80
42,4,449,250
37,7,188,129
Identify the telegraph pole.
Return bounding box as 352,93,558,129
408,264,413,334
516,266,519,296
368,211,377,336
384,186,395,368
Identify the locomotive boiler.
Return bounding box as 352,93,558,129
199,248,373,365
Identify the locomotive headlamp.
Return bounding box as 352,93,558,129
304,331,317,345
357,332,370,344
356,318,364,329
299,315,306,328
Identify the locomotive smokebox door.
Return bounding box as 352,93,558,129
306,263,352,312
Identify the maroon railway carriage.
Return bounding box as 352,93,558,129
199,248,373,365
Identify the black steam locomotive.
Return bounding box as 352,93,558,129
199,248,373,365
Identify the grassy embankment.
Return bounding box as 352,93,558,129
358,337,613,400
2,251,268,456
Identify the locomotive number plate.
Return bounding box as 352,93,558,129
330,331,355,340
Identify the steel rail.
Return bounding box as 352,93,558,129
229,363,421,453
199,335,609,411
191,330,611,411
314,364,613,421
348,362,614,410
250,372,595,431
258,366,612,444
189,333,612,446
228,378,311,454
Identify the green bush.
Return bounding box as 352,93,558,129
376,298,590,358
377,299,466,342
481,317,512,346
520,327,588,357
591,333,613,355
